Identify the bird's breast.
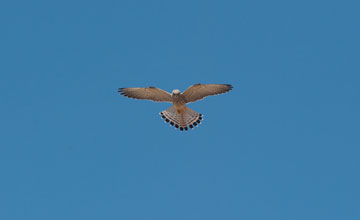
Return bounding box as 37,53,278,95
172,95,186,114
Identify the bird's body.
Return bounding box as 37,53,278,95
118,83,233,131
171,91,187,114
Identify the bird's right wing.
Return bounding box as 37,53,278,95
118,87,172,102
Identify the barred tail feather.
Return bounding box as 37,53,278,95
160,106,203,131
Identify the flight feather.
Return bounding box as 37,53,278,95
182,84,233,103
118,87,172,102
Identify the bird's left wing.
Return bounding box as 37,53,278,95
182,83,233,103
118,87,172,102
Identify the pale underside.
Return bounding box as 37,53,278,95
118,83,232,104
118,83,233,131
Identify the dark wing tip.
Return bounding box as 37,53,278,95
225,84,233,90
118,88,131,98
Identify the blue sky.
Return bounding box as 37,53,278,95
1,0,359,219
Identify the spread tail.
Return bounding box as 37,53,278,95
160,106,203,131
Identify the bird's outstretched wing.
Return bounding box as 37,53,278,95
182,83,233,103
118,87,172,102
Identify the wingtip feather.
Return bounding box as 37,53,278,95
225,84,233,90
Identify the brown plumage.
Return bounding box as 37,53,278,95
118,87,172,102
118,83,233,131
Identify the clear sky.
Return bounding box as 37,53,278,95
1,0,359,219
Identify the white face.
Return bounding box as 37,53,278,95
172,89,181,95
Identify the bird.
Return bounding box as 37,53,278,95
118,83,233,131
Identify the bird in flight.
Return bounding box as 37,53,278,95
118,83,233,131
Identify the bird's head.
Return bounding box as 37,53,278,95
172,89,181,96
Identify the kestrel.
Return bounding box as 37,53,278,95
118,83,233,131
